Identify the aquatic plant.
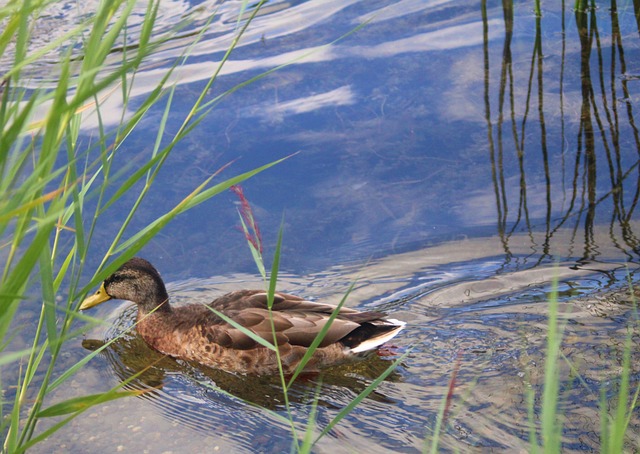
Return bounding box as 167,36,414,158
0,1,397,452
226,186,408,452
0,0,279,451
525,276,640,453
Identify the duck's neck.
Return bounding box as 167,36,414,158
139,295,172,316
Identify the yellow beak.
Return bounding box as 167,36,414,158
79,283,112,310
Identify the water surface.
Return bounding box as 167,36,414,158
7,0,640,452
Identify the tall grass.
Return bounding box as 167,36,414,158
526,276,640,453
0,0,281,451
211,186,409,453
598,278,639,453
530,276,564,452
418,275,639,452
0,1,397,452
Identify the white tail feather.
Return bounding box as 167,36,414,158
349,320,406,354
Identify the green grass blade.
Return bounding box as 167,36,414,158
541,275,562,451
314,350,409,446
47,317,136,393
53,246,76,291
0,348,33,367
195,379,291,426
286,281,357,387
609,328,632,452
18,363,159,454
599,386,609,451
111,156,290,256
205,307,276,351
0,0,288,450
38,239,57,352
299,381,321,454
37,390,146,418
238,213,266,281
267,218,284,309
427,353,460,453
0,220,57,341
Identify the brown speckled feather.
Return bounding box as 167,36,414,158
81,257,405,375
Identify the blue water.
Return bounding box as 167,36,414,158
56,0,639,281
6,0,640,452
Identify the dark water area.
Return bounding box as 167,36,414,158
4,0,640,452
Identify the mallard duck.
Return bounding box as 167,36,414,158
80,257,405,375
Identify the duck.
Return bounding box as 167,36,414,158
80,257,405,375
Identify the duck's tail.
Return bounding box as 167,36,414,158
341,318,406,354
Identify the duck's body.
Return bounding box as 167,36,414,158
80,258,405,375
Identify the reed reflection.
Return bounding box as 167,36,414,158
482,1,640,267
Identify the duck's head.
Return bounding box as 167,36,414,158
79,257,170,312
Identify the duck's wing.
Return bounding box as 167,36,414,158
202,290,384,350
220,290,387,318
210,290,361,314
204,290,398,351
201,307,362,350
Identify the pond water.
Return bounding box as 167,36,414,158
5,0,640,452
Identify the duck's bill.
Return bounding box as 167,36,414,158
80,283,112,310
